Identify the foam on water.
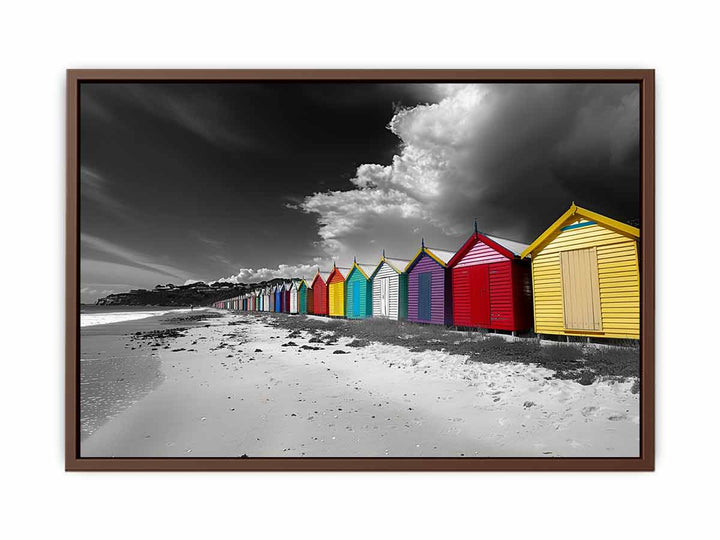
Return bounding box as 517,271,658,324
80,308,206,328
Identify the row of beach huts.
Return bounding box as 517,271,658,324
213,205,641,340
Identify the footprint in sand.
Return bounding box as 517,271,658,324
581,406,598,417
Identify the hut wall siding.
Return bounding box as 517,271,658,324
531,221,639,339
407,253,451,325
371,263,400,320
328,282,345,317
512,262,534,331
299,284,308,314
398,273,408,320
307,288,314,314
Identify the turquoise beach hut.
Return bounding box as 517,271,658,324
345,259,373,319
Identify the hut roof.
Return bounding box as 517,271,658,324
311,271,326,287
447,232,529,266
404,245,455,272
369,254,410,278
521,203,640,258
326,265,347,282
347,261,374,280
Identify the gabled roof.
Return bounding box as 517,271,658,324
346,261,373,281
369,254,410,279
284,282,293,291
521,204,640,258
310,270,326,288
447,232,529,266
326,265,346,283
404,245,455,273
486,234,530,257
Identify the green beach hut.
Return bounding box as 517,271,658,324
299,279,312,314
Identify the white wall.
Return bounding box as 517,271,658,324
1,1,717,538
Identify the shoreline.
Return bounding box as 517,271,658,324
80,306,208,328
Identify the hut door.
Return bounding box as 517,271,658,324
418,272,432,321
560,248,603,331
380,277,390,316
473,265,491,327
352,282,360,317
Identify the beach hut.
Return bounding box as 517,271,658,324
263,287,271,311
521,204,640,340
289,281,300,314
273,284,282,312
327,264,346,317
254,289,262,311
299,279,312,314
370,251,409,320
282,282,291,313
447,223,533,332
345,259,374,319
405,240,455,326
310,270,328,316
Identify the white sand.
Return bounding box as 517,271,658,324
81,313,639,458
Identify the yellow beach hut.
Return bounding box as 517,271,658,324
521,204,640,340
327,264,346,318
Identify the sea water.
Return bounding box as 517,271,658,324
80,306,206,328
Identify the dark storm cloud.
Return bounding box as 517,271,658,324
300,83,639,265
80,82,639,302
452,84,639,239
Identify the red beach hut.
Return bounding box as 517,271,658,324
311,270,328,316
282,282,291,313
447,223,533,332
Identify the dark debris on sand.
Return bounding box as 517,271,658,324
163,312,224,324
129,328,188,341
260,312,639,384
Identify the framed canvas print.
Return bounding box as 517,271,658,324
66,69,654,471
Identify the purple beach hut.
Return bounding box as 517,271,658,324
404,239,455,326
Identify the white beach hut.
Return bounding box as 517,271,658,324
288,281,299,314
370,252,410,320
263,286,270,311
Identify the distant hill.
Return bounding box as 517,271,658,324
95,278,295,307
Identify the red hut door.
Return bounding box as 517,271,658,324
472,265,491,327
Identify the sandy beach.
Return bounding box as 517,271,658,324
80,310,639,458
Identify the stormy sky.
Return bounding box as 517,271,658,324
80,82,639,303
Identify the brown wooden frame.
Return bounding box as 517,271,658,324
66,69,654,471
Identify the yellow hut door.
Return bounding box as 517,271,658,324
560,247,603,332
